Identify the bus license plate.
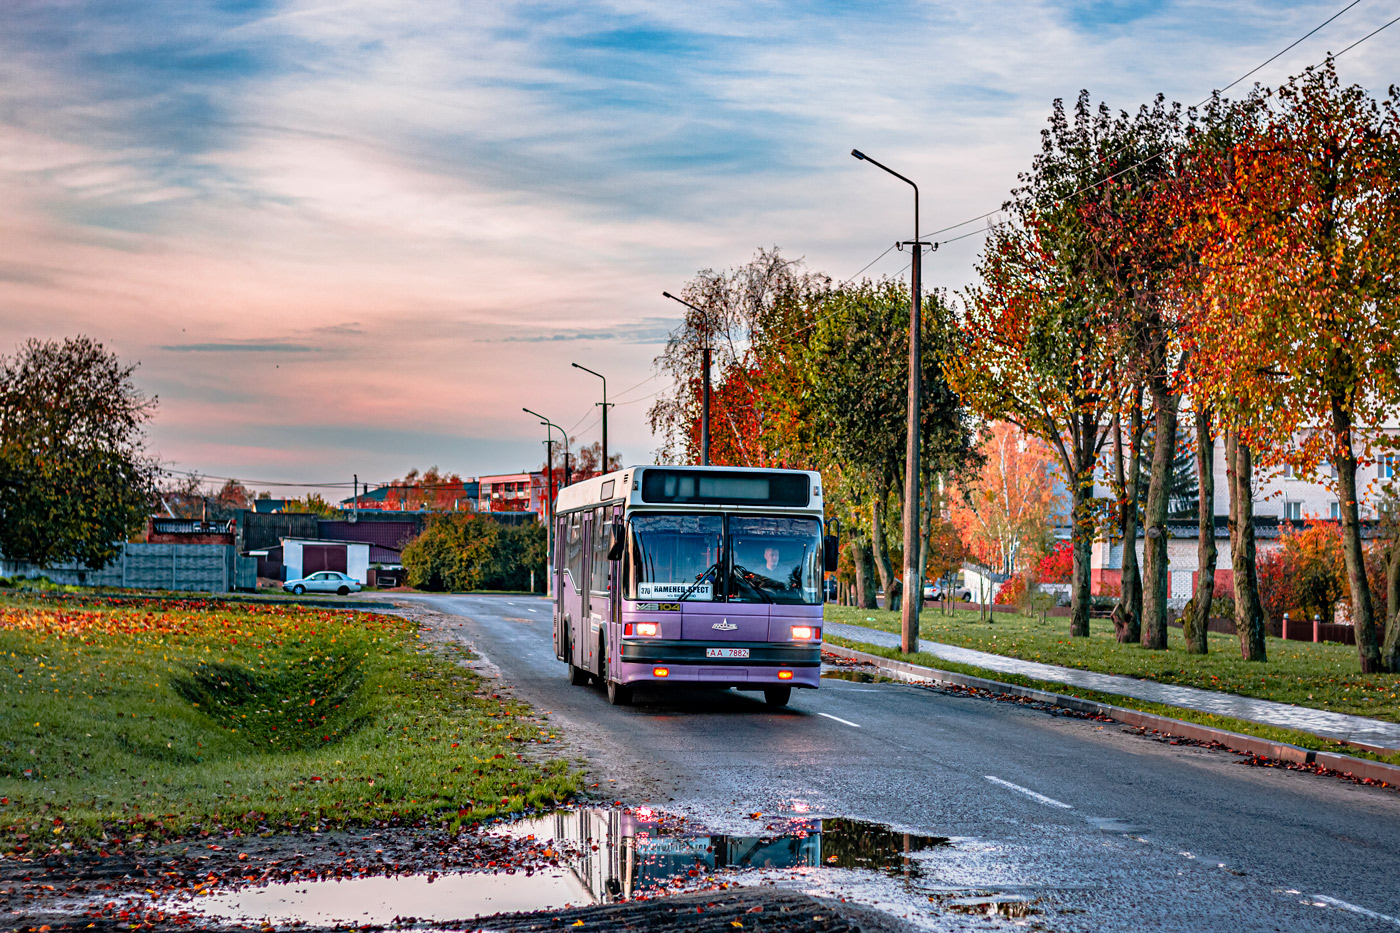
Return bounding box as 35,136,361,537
706,647,749,659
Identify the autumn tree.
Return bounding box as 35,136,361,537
0,336,159,568
403,514,545,591
156,471,210,519
1069,93,1198,650
214,478,254,512
952,95,1129,637
648,247,829,467
381,466,473,511
280,492,341,518
950,422,1064,576
807,280,976,610
1188,62,1400,671
568,441,623,479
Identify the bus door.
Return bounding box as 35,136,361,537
580,509,598,674
552,515,567,662
607,504,624,674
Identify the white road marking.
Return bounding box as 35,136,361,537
818,712,862,728
1308,895,1400,926
984,775,1074,810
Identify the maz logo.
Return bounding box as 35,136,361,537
712,621,737,631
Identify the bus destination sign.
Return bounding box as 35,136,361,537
640,469,809,507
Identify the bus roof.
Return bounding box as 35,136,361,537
552,464,824,515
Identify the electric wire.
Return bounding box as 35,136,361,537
841,0,1377,275
1334,10,1400,56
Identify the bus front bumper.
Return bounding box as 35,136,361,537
617,640,821,688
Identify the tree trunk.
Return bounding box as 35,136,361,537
1069,483,1092,638
916,466,936,609
1226,431,1267,661
1382,540,1400,672
1113,400,1144,643
1188,406,1215,655
1330,402,1381,672
852,538,877,609
871,479,898,612
1141,389,1179,650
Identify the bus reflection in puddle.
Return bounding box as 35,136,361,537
505,807,950,903
185,807,952,927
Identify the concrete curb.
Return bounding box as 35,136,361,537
822,641,1400,787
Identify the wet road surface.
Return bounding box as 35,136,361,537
411,594,1400,932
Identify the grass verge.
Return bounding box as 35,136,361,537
825,605,1400,722
825,634,1400,767
0,594,578,854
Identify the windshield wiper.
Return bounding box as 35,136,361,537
676,560,721,602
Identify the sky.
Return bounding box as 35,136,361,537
1,0,1395,497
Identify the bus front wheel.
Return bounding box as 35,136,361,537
763,686,792,707
607,679,632,706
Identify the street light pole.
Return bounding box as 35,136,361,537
571,363,612,472
851,148,930,654
523,407,567,596
663,291,711,466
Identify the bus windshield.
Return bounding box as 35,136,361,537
726,515,822,606
629,514,723,601
627,513,822,605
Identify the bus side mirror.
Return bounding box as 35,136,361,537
823,534,839,572
607,521,626,561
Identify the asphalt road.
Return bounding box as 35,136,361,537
408,594,1400,933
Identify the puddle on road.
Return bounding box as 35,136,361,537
944,895,1041,919
186,807,950,926
193,870,591,926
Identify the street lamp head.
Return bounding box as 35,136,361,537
662,291,675,300
570,362,582,370
851,149,867,161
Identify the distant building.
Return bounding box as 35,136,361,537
1091,437,1395,604
478,471,546,517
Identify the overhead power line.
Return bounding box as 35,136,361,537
839,0,1381,281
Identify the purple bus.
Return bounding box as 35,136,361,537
552,465,836,707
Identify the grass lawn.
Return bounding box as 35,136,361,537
825,605,1400,724
0,595,578,854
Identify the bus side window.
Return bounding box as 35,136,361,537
565,513,584,589
590,506,609,594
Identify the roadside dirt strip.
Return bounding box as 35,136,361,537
461,888,913,933
822,642,1400,788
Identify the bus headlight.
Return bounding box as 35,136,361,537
791,625,817,640
624,622,659,637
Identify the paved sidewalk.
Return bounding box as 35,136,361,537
825,621,1400,751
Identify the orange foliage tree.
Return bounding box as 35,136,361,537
1185,62,1400,672
648,247,828,469
950,422,1063,576
381,467,472,511
950,96,1129,638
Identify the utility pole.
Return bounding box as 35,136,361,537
353,474,358,520
852,148,935,654
542,436,553,589
663,290,712,465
